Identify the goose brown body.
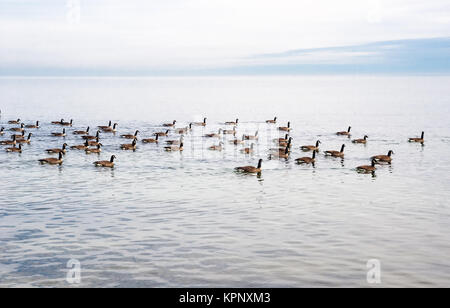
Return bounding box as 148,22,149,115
325,144,346,158
46,143,68,154
120,139,137,151
356,159,377,173
163,120,177,127
73,127,90,135
266,117,277,124
8,119,21,124
51,128,66,137
102,123,118,133
10,124,25,132
25,121,40,129
6,144,22,153
296,151,316,164
17,133,33,144
85,144,102,154
235,159,263,173
164,142,184,152
71,140,89,150
337,126,352,136
0,136,16,145
278,122,291,132
154,130,169,137
409,131,425,144
94,155,116,168
209,142,224,151
192,118,207,126
301,140,321,152
352,135,368,144
121,130,139,139
371,150,394,164
39,152,63,165
142,135,159,143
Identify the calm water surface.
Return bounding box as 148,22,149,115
0,76,449,287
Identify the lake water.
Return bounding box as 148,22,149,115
0,76,449,287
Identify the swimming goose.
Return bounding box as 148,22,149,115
275,134,289,143
39,152,63,165
266,117,277,124
241,143,255,154
82,130,100,140
6,144,22,153
225,118,239,126
235,159,263,173
337,126,352,136
301,140,321,152
209,142,224,151
204,129,222,138
142,135,159,143
51,119,64,125
222,127,236,135
163,120,177,127
278,122,291,132
0,127,4,135
121,130,139,139
166,136,183,145
88,137,101,146
409,131,425,144
11,131,25,140
352,135,368,144
296,151,316,165
0,135,16,145
73,127,90,135
278,137,293,148
61,119,73,127
230,134,245,145
85,144,102,154
98,121,112,130
120,139,137,151
71,140,89,150
10,124,25,132
102,123,118,133
94,155,116,168
192,118,207,126
51,128,66,137
164,142,184,152
175,124,192,134
17,133,32,144
244,131,259,140
25,121,40,129
270,145,291,159
325,144,345,158
8,119,21,124
46,143,68,154
356,159,377,173
371,150,394,164
154,130,169,137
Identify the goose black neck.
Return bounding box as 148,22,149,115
340,144,345,152
257,159,263,169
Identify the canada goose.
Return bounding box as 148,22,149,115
39,152,63,165
176,124,192,134
409,131,425,144
164,142,184,152
235,159,263,173
204,129,222,138
98,121,112,130
8,119,21,124
163,120,177,127
278,122,291,132
222,127,236,135
270,145,291,159
73,127,90,135
120,139,137,151
46,143,68,154
241,143,255,154
102,123,118,133
85,144,102,154
154,130,169,137
10,123,25,132
51,128,66,137
225,118,239,125
11,131,25,140
71,140,89,150
325,144,345,158
230,134,245,145
275,134,289,143
142,135,159,143
51,119,64,125
82,130,101,140
356,159,377,173
17,133,32,144
0,135,16,145
352,135,368,144
0,127,4,135
94,155,116,168
296,151,316,165
88,137,101,146
121,130,139,139
61,119,73,127
337,126,352,136
278,137,293,148
25,121,40,129
209,142,224,151
244,131,259,140
6,144,22,153
372,150,394,164
266,117,277,124
166,136,183,145
301,140,321,152
192,118,207,126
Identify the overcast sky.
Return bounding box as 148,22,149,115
0,0,449,75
